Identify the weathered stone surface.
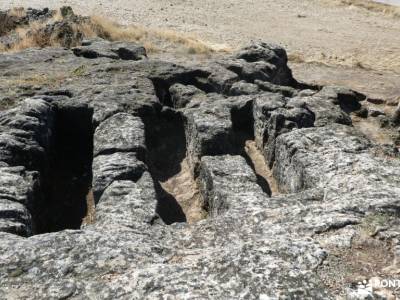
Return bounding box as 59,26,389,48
0,98,54,236
229,80,260,96
253,92,315,165
319,85,365,111
255,79,298,97
199,155,267,217
273,124,371,192
204,63,239,93
92,152,147,202
0,29,399,299
169,83,205,108
93,172,157,231
0,200,32,236
183,93,253,172
73,39,147,60
273,124,400,212
293,93,352,127
93,112,146,157
90,78,158,126
0,98,54,170
232,41,295,86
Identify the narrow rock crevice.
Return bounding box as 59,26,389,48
34,104,94,234
160,157,206,224
146,80,296,221
151,79,173,107
142,108,206,224
230,101,274,196
150,75,214,108
244,140,280,196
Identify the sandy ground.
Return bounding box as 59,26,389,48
1,0,399,101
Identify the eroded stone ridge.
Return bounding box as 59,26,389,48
199,155,267,216
0,37,399,299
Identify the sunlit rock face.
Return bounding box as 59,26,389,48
0,13,400,298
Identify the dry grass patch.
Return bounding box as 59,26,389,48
7,7,26,18
1,7,231,55
0,73,67,110
0,98,17,111
8,73,66,88
11,23,51,51
88,15,230,55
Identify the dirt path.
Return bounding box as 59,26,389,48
1,0,399,101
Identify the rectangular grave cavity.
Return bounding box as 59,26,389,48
147,76,283,221
33,103,94,234
142,109,203,224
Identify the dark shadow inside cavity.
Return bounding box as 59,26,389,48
34,104,93,233
293,80,322,91
337,93,363,114
153,180,186,225
142,108,187,224
151,79,173,107
230,100,272,195
242,154,272,196
231,100,254,138
150,73,215,108
230,100,255,154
